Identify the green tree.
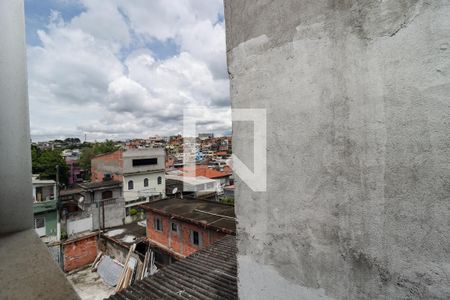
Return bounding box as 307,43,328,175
219,196,235,205
32,149,69,185
94,140,119,154
79,147,95,179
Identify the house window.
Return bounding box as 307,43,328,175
157,176,162,185
132,158,157,167
190,230,201,246
102,190,113,199
144,178,149,187
35,216,45,229
128,180,134,190
154,216,162,231
171,222,177,232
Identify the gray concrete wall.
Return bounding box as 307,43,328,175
123,148,165,174
90,190,125,230
0,0,33,234
225,1,450,299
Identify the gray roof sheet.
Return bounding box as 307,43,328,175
141,198,236,234
107,235,237,300
79,180,122,190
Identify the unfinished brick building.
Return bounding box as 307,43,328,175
142,198,235,265
63,233,98,272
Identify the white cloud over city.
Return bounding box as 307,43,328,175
26,0,230,141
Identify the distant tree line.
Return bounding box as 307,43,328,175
31,140,120,184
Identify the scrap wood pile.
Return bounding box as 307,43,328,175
114,244,156,293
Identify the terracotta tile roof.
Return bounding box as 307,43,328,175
179,165,232,179
215,151,228,156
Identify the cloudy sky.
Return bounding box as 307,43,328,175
25,0,230,141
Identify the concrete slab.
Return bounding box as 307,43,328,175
0,229,79,299
67,267,115,300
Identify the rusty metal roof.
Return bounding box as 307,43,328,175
108,235,237,300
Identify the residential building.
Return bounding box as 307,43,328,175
32,176,59,240
63,149,84,187
33,197,58,238
60,180,126,237
179,164,233,186
166,174,223,198
108,235,237,300
91,148,166,214
198,133,214,140
141,198,235,266
32,175,56,202
78,181,126,231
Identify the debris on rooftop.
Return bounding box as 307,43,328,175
96,255,124,287
108,235,236,300
104,229,126,237
114,244,157,293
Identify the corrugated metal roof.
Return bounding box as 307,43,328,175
97,256,124,287
107,235,237,300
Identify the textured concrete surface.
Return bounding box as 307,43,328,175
225,1,450,299
0,230,79,299
67,267,114,300
0,0,33,234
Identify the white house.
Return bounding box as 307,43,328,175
32,175,56,202
91,148,166,214
121,149,166,213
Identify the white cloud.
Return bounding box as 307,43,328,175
27,0,230,141
70,0,131,51
178,20,227,79
28,14,124,105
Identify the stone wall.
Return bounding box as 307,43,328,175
225,1,450,299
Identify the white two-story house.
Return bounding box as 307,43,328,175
91,148,166,215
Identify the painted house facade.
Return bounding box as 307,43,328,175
91,148,166,214
60,180,126,237
32,176,59,239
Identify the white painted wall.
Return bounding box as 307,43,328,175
123,172,165,204
67,215,93,236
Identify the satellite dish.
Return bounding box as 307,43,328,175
78,196,85,210
78,196,85,204
172,187,178,195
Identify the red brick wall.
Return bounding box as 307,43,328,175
91,150,123,182
63,235,98,272
146,212,226,257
